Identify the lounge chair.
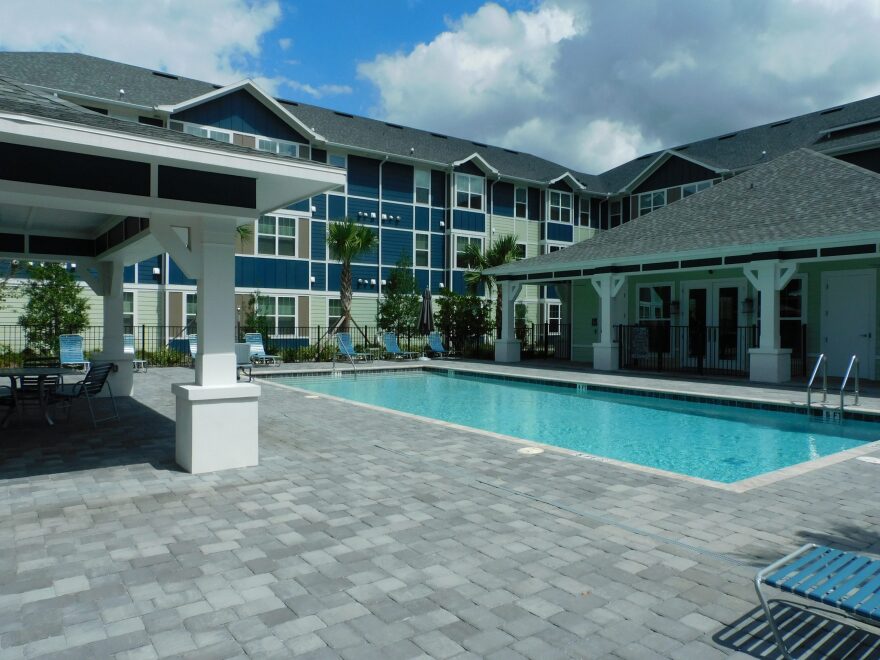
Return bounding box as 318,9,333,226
234,343,253,382
188,334,198,367
382,332,420,360
124,334,147,372
427,332,453,359
245,333,280,366
335,332,372,366
52,362,118,427
756,544,880,659
59,334,90,372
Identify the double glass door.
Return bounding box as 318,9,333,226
682,282,746,368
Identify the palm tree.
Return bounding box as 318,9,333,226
327,218,378,332
463,234,520,338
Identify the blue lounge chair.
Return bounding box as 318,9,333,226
59,334,90,372
756,544,880,658
427,332,452,359
336,332,372,366
382,332,419,360
123,334,147,372
245,333,280,366
188,334,198,367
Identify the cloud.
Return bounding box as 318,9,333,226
359,0,880,173
278,37,292,51
284,80,353,99
0,0,281,85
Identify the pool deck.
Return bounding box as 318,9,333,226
2,361,880,658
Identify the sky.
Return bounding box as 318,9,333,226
2,0,880,173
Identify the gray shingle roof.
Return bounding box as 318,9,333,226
490,149,880,276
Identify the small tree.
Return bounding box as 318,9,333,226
327,218,378,333
376,257,420,335
19,262,89,355
0,259,19,310
242,290,273,339
462,234,520,338
434,290,493,356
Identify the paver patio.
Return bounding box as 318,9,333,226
1,363,879,659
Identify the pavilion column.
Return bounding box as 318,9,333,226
591,273,625,370
744,260,796,383
495,281,522,362
169,216,260,473
94,261,133,397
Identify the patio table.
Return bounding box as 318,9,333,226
0,367,78,426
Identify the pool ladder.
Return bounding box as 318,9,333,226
806,353,859,416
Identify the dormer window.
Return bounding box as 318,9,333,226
548,191,572,223
455,173,484,210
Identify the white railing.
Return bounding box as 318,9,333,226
806,354,827,410
840,355,859,414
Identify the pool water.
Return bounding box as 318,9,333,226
273,370,879,483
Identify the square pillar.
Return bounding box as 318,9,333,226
495,281,522,362
590,274,625,371
744,261,796,383
94,261,133,397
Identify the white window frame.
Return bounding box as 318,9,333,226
637,283,673,324
579,198,590,226
256,294,298,337
546,303,561,335
515,186,527,218
681,179,713,198
256,136,310,160
414,232,430,268
256,214,297,258
328,298,342,329
548,190,572,223
415,169,431,206
123,291,135,333
543,242,565,255
455,173,484,211
609,200,622,227
515,242,527,260
638,189,667,216
185,292,197,335
174,121,233,143
454,233,483,269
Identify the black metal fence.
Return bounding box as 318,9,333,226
617,324,807,377
0,323,572,367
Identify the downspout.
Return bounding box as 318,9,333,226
447,167,454,284
489,174,500,247
378,156,387,300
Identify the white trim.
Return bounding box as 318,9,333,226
547,171,585,191
414,231,430,268
620,149,726,193
452,152,498,175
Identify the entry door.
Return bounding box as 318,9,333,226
681,282,746,368
821,270,875,378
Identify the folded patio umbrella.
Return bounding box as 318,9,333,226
418,287,434,335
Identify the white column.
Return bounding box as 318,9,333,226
94,261,134,396
495,281,522,362
745,261,796,383
591,273,625,370
170,216,260,473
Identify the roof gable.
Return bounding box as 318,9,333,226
453,152,498,176
624,151,725,193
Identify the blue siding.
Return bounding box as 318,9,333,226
414,206,429,231
452,210,485,232
357,228,380,265
327,194,346,221
452,271,467,294
123,265,135,284
172,89,307,142
547,222,573,241
431,271,445,293
415,269,429,291
381,228,412,265
431,208,445,233
311,220,326,260
382,202,413,229
430,234,444,269
286,198,310,212
347,197,379,223
327,264,378,292
311,262,326,291
311,194,327,220
348,155,380,198
137,257,161,284
235,256,308,289
493,182,514,217
382,161,413,203
168,258,195,286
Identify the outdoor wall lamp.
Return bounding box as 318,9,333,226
439,220,445,228
369,278,377,287
381,279,387,286
152,266,161,282
309,275,316,283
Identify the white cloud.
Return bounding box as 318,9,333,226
360,0,880,173
284,80,353,99
278,37,292,51
0,0,282,85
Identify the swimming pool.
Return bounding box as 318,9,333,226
270,369,880,483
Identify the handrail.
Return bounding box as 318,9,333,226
840,355,859,413
806,354,827,409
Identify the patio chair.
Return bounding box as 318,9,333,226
244,333,280,366
335,332,372,366
59,334,90,372
188,334,198,367
755,544,880,659
382,332,420,360
0,382,17,427
427,332,453,359
123,334,147,372
18,372,63,424
52,362,118,427
234,343,253,382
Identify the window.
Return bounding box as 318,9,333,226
123,292,134,334
610,200,622,228
579,198,590,226
328,153,346,168
179,123,232,143
548,191,572,222
514,243,527,260
515,186,527,218
682,180,713,198
185,293,197,334
637,284,672,353
455,235,483,268
415,233,429,267
543,244,563,255
415,169,431,205
257,215,296,256
638,190,666,215
328,298,342,330
547,303,561,335
258,295,297,335
455,173,484,210
257,137,310,160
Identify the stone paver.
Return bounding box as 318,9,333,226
1,363,879,658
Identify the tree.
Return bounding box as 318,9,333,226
462,234,520,338
19,262,90,355
242,290,272,339
376,257,421,335
434,290,493,356
0,259,19,310
326,218,378,333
